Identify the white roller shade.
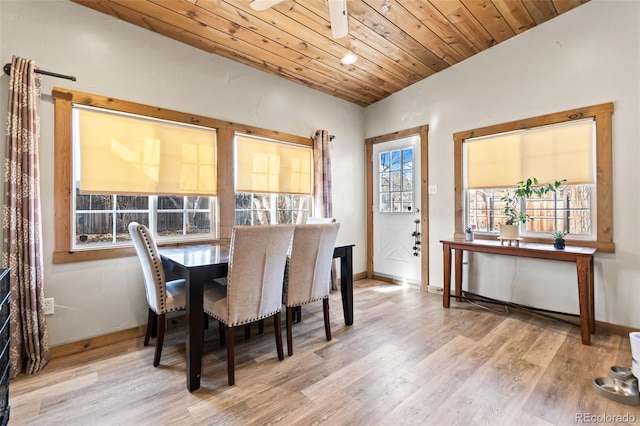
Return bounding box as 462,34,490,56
466,119,594,188
235,135,312,194
75,106,217,196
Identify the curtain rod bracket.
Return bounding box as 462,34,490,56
3,63,76,82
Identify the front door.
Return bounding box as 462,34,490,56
372,135,422,285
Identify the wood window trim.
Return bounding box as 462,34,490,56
453,102,615,253
52,88,310,264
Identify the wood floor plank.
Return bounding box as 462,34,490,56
9,279,637,425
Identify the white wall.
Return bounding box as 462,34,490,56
0,0,366,346
366,0,640,328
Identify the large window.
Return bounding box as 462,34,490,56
466,119,595,238
234,134,313,225
53,88,225,263
454,103,614,252
71,105,217,249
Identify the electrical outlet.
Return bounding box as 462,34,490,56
43,297,54,315
428,184,438,194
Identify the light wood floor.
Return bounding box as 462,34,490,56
9,279,638,425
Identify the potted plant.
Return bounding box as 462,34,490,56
551,230,567,249
500,177,565,240
465,226,474,241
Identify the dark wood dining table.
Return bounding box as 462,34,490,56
159,242,355,392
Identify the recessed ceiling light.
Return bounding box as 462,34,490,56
341,53,358,65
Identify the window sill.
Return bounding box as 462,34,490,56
52,238,229,264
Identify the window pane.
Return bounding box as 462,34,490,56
380,172,390,193
402,170,413,192
158,212,184,236
379,152,390,172
235,211,251,226
252,194,271,211
570,210,592,235
390,150,401,171
278,210,292,224
187,212,211,234
278,194,292,210
116,195,149,210
291,195,309,210
186,196,210,210
76,213,113,244
76,193,112,210
392,193,402,212
402,192,413,211
402,148,413,169
235,193,252,209
158,196,183,210
252,211,271,225
380,193,391,213
115,213,136,242
390,171,402,192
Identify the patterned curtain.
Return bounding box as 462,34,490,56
3,56,50,376
313,130,337,290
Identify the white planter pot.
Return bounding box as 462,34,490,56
499,224,520,240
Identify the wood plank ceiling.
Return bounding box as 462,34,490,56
73,0,589,107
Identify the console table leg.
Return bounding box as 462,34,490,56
576,257,591,345
588,257,596,333
454,249,463,298
443,244,452,308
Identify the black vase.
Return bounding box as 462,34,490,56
553,238,566,249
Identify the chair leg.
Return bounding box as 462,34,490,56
258,319,264,334
227,326,235,385
244,324,251,339
323,299,332,341
295,306,302,323
286,306,294,356
144,308,155,346
153,313,166,367
218,320,225,345
150,310,159,338
274,311,284,361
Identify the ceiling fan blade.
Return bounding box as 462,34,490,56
327,0,349,39
249,0,285,12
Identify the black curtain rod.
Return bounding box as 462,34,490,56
3,63,76,82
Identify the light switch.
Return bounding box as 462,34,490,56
428,184,438,194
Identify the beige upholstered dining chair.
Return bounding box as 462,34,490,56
203,224,294,385
283,222,340,356
129,222,186,367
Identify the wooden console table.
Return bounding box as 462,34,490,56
440,239,597,345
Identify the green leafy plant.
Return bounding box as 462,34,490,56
501,177,566,225
465,226,473,233
551,230,567,240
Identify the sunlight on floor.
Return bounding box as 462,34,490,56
372,282,410,293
